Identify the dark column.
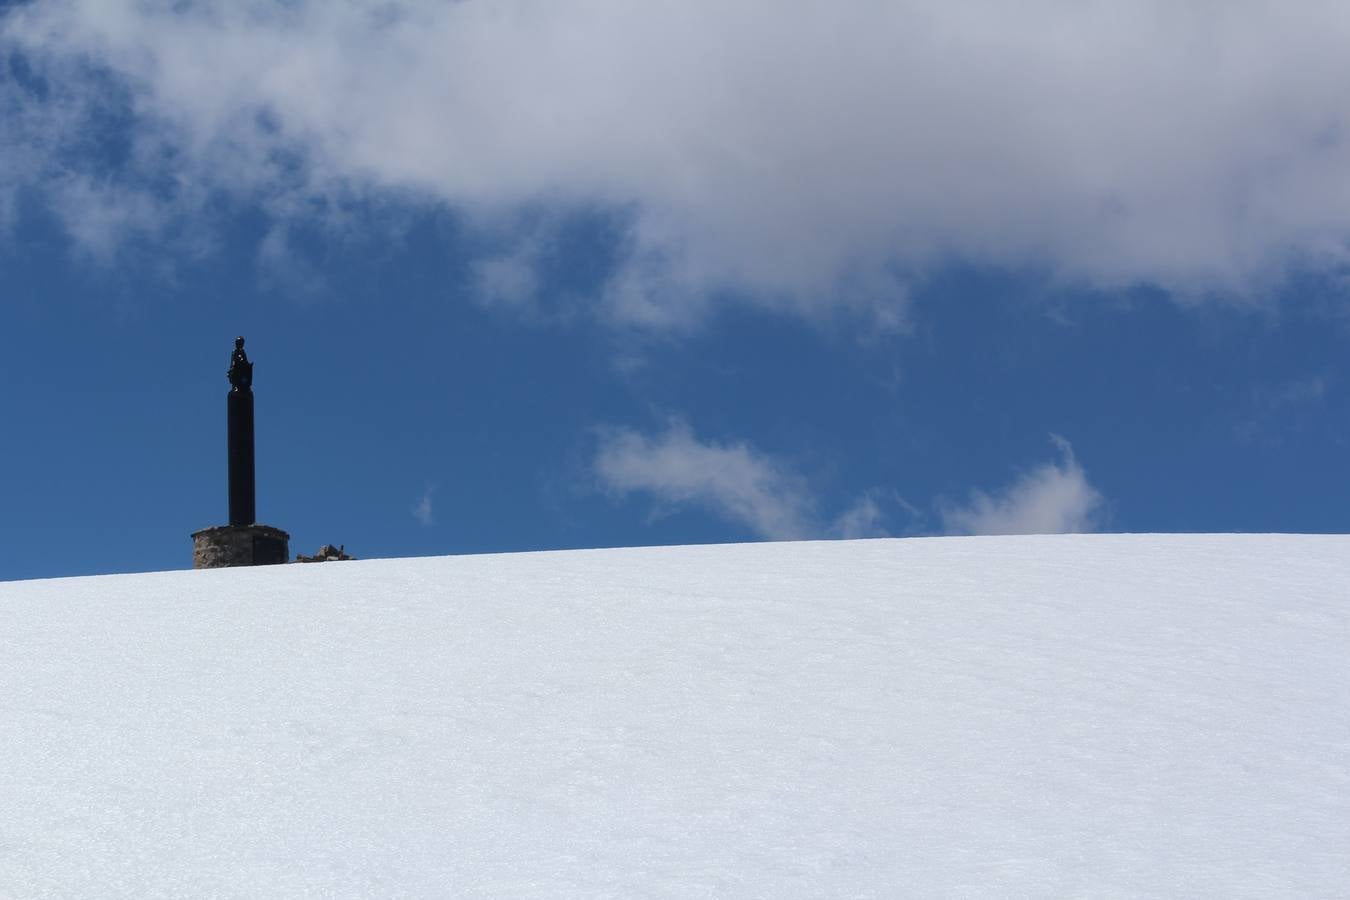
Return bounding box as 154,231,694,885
226,335,256,527
193,336,289,569
228,386,255,526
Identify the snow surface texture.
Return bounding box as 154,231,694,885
1,535,1347,898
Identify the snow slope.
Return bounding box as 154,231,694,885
1,535,1347,898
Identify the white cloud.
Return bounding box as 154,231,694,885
9,1,1350,322
412,485,436,527
472,248,541,314
598,423,1108,540
940,436,1104,536
831,493,890,540
594,421,814,540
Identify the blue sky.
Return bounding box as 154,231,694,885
3,0,1350,580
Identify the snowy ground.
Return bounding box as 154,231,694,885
1,534,1347,898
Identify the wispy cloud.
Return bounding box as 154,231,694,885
472,245,542,315
830,492,890,540
597,423,1109,541
594,421,814,540
940,436,1104,536
1237,376,1329,443
8,2,1350,324
412,485,436,527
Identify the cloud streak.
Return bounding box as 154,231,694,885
940,436,1104,536
412,486,436,527
595,422,815,540
591,418,1107,539
8,1,1350,323
595,423,1107,541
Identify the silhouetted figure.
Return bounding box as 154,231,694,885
228,336,253,391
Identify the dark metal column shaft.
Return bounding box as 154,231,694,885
228,386,256,527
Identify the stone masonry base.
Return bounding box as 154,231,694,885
192,524,290,569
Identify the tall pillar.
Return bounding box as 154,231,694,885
192,336,289,568
228,382,256,526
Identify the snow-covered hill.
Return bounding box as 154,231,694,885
1,535,1346,898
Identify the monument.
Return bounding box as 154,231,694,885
191,337,290,568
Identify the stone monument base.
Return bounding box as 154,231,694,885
192,524,290,569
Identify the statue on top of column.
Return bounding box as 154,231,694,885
228,336,253,391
